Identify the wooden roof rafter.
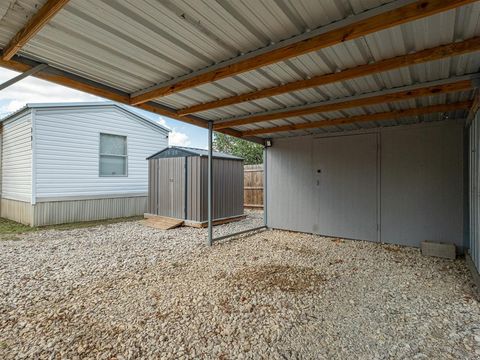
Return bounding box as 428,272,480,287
466,88,480,127
213,77,475,130
0,0,477,145
241,101,472,137
129,0,477,105
177,37,480,116
2,0,70,61
0,54,262,143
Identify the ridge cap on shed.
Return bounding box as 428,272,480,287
147,146,244,161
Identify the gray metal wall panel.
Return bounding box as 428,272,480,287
267,121,464,248
381,123,464,248
0,126,2,207
470,112,480,272
148,160,156,214
149,156,243,222
198,158,244,222
151,157,185,218
266,137,316,233
199,157,208,222
313,134,378,242
217,159,244,219
186,157,202,222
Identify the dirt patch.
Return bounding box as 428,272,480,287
292,245,322,257
228,264,324,293
382,244,402,252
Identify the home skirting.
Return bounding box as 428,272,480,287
1,196,147,226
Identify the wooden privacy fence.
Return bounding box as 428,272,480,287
244,164,263,209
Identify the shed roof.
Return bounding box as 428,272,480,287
147,146,243,161
0,1,479,142
0,101,171,134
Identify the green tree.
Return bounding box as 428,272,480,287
213,133,263,165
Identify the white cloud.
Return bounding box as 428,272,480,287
169,130,191,146
154,115,190,146
0,68,99,116
156,116,171,130
2,100,24,113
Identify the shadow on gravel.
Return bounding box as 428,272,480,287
227,265,325,293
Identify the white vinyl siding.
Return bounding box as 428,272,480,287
1,112,32,202
34,106,168,199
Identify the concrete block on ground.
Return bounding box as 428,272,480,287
421,241,456,260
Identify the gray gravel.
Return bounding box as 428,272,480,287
1,210,479,359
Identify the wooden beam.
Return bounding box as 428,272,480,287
241,102,472,136
136,102,251,139
466,89,480,128
214,80,473,130
0,55,259,142
0,56,130,103
178,37,480,116
2,0,70,61
130,0,476,105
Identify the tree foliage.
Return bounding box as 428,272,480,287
213,133,263,165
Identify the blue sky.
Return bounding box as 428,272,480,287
0,68,208,148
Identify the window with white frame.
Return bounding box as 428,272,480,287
99,133,128,176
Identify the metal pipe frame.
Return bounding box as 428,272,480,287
0,63,47,91
212,226,267,243
208,141,269,245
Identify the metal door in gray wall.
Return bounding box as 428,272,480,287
313,133,378,242
157,157,185,219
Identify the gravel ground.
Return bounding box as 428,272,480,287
1,210,479,359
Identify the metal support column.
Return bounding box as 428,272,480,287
207,120,213,246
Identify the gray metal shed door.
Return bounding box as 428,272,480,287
313,133,378,242
157,157,186,219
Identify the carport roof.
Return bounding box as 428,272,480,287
0,0,479,142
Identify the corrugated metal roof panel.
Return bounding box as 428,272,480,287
2,0,402,93
180,52,480,121
158,4,480,111
228,90,473,133
0,0,47,47
0,0,478,139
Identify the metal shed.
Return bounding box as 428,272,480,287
147,147,244,225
